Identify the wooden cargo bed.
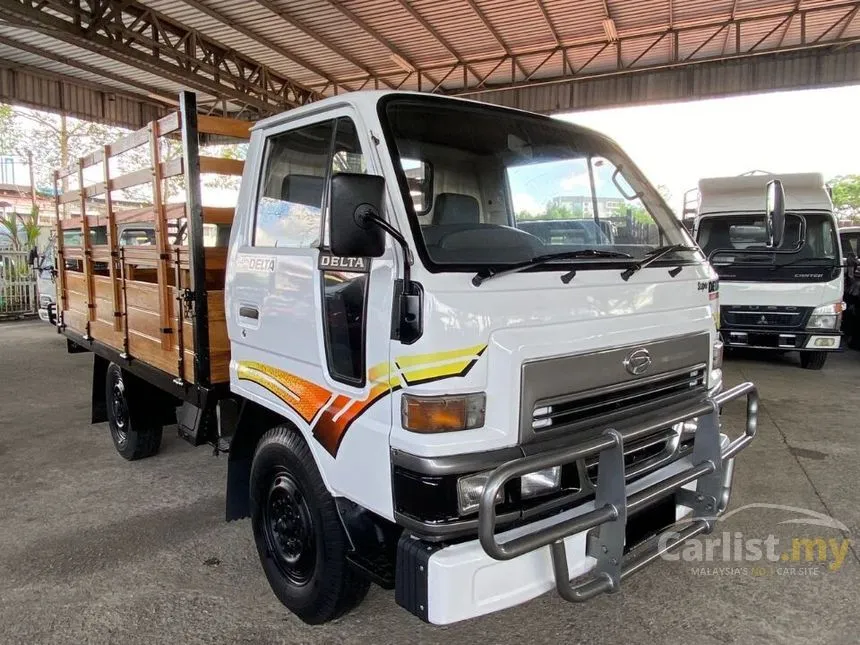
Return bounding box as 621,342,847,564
54,93,250,390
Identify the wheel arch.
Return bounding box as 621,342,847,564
226,399,334,521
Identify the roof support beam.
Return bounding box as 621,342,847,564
391,0,484,84
0,0,320,115
0,32,177,105
533,0,572,74
175,0,355,92
250,0,396,90
322,0,442,89
439,0,860,92
462,0,529,79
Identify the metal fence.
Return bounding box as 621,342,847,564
0,250,37,317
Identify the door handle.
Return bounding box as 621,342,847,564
239,305,259,320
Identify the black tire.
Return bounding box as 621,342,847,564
800,351,828,370
105,362,163,460
250,425,369,625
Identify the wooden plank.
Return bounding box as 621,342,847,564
81,148,104,168
62,309,87,333
210,350,231,383
128,332,179,377
209,319,229,352
107,159,183,194
109,167,151,192
113,202,185,226
202,206,234,225
60,218,84,230
127,305,171,341
207,290,225,319
63,247,84,261
199,156,244,176
198,114,251,140
89,319,124,350
59,189,80,205
157,112,180,136
109,126,150,158
101,139,123,333
124,280,160,312
65,271,86,293
93,275,114,301
67,290,89,315
91,245,111,262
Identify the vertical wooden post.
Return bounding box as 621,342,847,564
53,170,67,323
102,144,122,331
149,120,173,351
78,159,95,337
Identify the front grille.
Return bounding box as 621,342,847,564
585,427,678,485
721,305,812,330
531,364,707,433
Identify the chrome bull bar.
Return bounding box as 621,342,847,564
477,382,758,602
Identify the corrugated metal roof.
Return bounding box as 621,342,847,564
0,0,855,124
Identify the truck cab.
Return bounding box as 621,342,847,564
694,173,843,369
224,92,756,623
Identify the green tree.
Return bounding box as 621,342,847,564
830,175,860,221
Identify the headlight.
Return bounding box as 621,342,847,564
520,466,561,499
456,466,562,515
807,303,844,330
456,472,503,515
401,392,486,433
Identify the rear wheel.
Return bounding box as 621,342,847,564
250,425,368,624
800,351,828,370
105,362,163,460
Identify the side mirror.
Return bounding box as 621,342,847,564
765,179,786,248
329,173,386,258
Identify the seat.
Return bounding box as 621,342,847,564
281,174,324,209
423,193,481,246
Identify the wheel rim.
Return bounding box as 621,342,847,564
110,372,129,447
262,470,316,586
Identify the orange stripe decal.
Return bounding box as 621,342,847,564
237,344,487,457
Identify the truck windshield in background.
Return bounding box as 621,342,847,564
698,212,838,279
381,97,694,271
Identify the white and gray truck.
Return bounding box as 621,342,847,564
693,173,843,369
51,91,759,625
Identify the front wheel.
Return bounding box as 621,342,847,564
250,426,369,624
800,351,829,370
105,363,163,460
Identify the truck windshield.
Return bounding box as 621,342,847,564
698,213,838,266
381,96,693,271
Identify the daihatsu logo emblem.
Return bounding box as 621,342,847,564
623,348,652,376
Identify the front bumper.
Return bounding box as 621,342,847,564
395,382,757,624
720,328,840,351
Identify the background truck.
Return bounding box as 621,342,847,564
693,172,843,369
52,91,758,625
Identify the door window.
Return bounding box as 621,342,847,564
253,120,334,248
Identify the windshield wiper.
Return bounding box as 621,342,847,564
472,249,634,287
620,245,698,281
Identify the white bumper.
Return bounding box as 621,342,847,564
425,440,732,625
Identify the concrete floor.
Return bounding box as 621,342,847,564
0,320,858,645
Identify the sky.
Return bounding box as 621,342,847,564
556,84,860,216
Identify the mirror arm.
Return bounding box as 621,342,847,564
360,212,414,292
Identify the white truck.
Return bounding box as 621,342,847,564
52,91,758,625
693,173,843,369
